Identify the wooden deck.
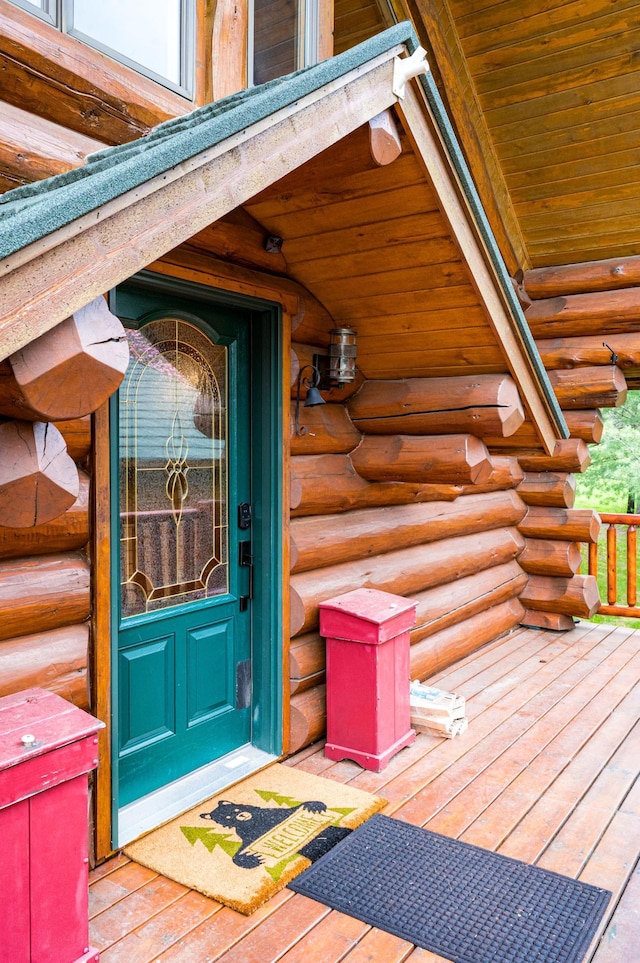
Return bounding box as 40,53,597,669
89,621,640,962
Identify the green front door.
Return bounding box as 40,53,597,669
112,279,256,808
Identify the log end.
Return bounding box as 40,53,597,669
0,421,79,528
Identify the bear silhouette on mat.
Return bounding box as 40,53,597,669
200,798,350,869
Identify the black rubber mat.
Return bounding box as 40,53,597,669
289,814,611,963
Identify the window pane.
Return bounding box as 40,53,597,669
72,0,183,84
253,0,298,85
120,319,228,618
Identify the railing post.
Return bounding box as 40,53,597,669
627,525,637,607
607,523,617,605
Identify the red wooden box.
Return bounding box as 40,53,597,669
0,687,104,963
319,588,417,772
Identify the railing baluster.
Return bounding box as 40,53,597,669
588,541,598,580
628,525,637,607
607,523,617,605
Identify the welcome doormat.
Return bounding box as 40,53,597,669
289,814,611,963
124,763,385,915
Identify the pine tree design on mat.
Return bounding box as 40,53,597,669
124,764,386,914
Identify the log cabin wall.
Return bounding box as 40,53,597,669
514,255,640,630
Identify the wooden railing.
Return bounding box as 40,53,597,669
586,513,640,617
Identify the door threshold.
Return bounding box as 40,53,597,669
116,745,277,847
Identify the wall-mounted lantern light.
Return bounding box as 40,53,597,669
294,364,325,436
329,327,358,384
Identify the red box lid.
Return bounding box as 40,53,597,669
319,588,417,643
0,688,103,774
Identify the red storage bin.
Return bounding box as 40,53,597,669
319,588,417,772
0,687,104,963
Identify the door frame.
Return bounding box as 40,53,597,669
107,270,283,848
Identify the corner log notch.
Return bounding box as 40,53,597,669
347,375,525,439
0,421,79,528
0,297,128,421
351,434,494,485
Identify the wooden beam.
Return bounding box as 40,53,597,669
0,54,400,361
211,0,248,101
347,374,524,438
518,439,590,474
0,100,103,189
289,402,361,456
536,333,640,373
290,489,526,573
351,433,494,485
0,552,90,642
0,298,129,421
518,472,576,509
519,574,600,619
0,469,89,559
520,610,576,632
0,624,89,709
547,366,626,410
563,410,604,445
0,420,79,528
290,452,462,516
395,81,561,454
519,507,601,544
524,255,640,299
369,109,403,166
525,289,640,339
458,455,524,495
290,526,524,635
518,539,582,578
190,210,288,275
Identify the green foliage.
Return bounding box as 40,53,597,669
575,391,640,512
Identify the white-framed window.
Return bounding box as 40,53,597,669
250,0,320,87
8,0,195,96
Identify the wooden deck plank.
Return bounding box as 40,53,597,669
277,911,370,961
98,890,220,962
591,860,640,962
91,875,189,951
341,927,414,961
89,862,159,917
210,894,330,962
153,889,295,961
89,622,640,963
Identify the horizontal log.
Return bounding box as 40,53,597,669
351,434,493,485
0,297,129,421
289,402,361,456
547,366,626,410
409,598,524,682
190,211,288,275
347,375,524,438
290,453,461,516
525,289,640,339
290,490,527,573
0,553,90,643
290,527,524,636
0,624,89,709
288,684,327,754
291,343,364,403
536,332,640,371
0,469,89,559
519,507,601,544
411,560,527,645
0,100,103,189
518,538,582,578
563,410,604,445
518,439,590,474
517,472,576,509
0,421,79,528
520,610,576,632
54,416,92,463
289,632,325,687
290,469,303,511
458,456,524,495
290,669,325,697
519,574,600,619
524,255,640,298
